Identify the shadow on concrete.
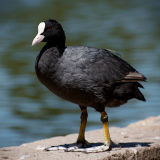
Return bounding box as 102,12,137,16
116,142,151,148
45,142,151,152
45,142,104,150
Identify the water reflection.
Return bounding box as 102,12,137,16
0,0,160,147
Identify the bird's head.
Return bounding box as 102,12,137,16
32,19,66,46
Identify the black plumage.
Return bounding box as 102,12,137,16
32,19,146,150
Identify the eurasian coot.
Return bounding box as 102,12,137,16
32,19,146,151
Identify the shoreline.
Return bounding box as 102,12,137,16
0,116,160,160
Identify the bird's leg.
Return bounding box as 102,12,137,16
76,106,90,147
101,111,112,150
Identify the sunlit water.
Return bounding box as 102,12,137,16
0,0,160,147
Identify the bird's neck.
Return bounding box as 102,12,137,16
35,41,66,73
46,40,66,54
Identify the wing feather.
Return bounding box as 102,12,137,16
120,72,147,82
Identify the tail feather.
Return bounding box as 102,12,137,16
134,88,146,101
136,82,144,88
113,82,146,102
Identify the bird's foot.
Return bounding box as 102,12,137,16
45,141,112,153
103,141,112,151
76,139,91,148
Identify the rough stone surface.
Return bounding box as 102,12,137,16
0,116,160,160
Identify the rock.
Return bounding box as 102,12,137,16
0,116,160,160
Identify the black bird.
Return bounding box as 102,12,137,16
32,19,146,151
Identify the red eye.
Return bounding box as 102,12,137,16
47,26,52,30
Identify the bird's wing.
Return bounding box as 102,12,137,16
121,72,146,82
82,48,146,85
61,47,146,86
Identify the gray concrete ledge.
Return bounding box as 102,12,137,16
0,116,160,160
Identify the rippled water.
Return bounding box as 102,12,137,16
0,0,160,147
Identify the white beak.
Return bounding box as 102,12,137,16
32,34,44,46
32,22,45,46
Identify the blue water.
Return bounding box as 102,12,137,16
0,0,160,147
